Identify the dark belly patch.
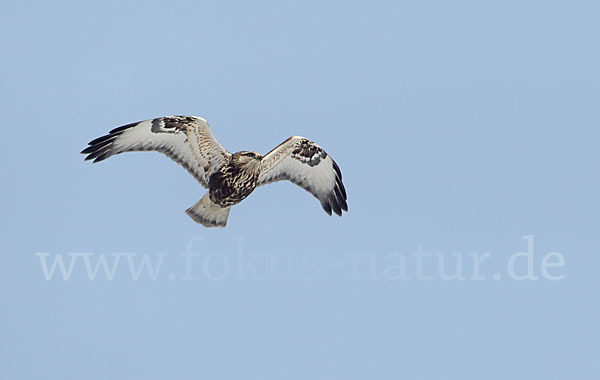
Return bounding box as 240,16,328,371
208,166,257,207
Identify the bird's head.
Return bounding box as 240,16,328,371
232,151,262,170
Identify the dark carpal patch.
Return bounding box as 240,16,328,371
150,118,165,133
291,139,327,167
151,116,196,133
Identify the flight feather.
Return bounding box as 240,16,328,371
258,137,348,216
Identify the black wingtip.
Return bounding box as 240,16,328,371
321,201,333,216
82,121,138,162
338,179,347,201
332,160,342,180
329,194,342,216
88,133,115,146
93,152,112,163
333,167,347,215
317,160,348,217
109,122,138,134
334,185,348,212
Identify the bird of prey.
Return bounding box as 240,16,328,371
81,116,348,227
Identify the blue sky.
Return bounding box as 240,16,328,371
1,1,599,379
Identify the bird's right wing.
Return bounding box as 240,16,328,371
81,116,231,188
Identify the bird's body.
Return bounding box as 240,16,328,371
82,116,347,227
208,151,262,207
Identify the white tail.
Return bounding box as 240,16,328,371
185,193,231,228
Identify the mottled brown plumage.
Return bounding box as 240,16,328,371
208,151,262,207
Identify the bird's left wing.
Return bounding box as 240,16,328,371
257,136,348,216
81,116,230,188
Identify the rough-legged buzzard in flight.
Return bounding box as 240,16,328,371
81,116,348,227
